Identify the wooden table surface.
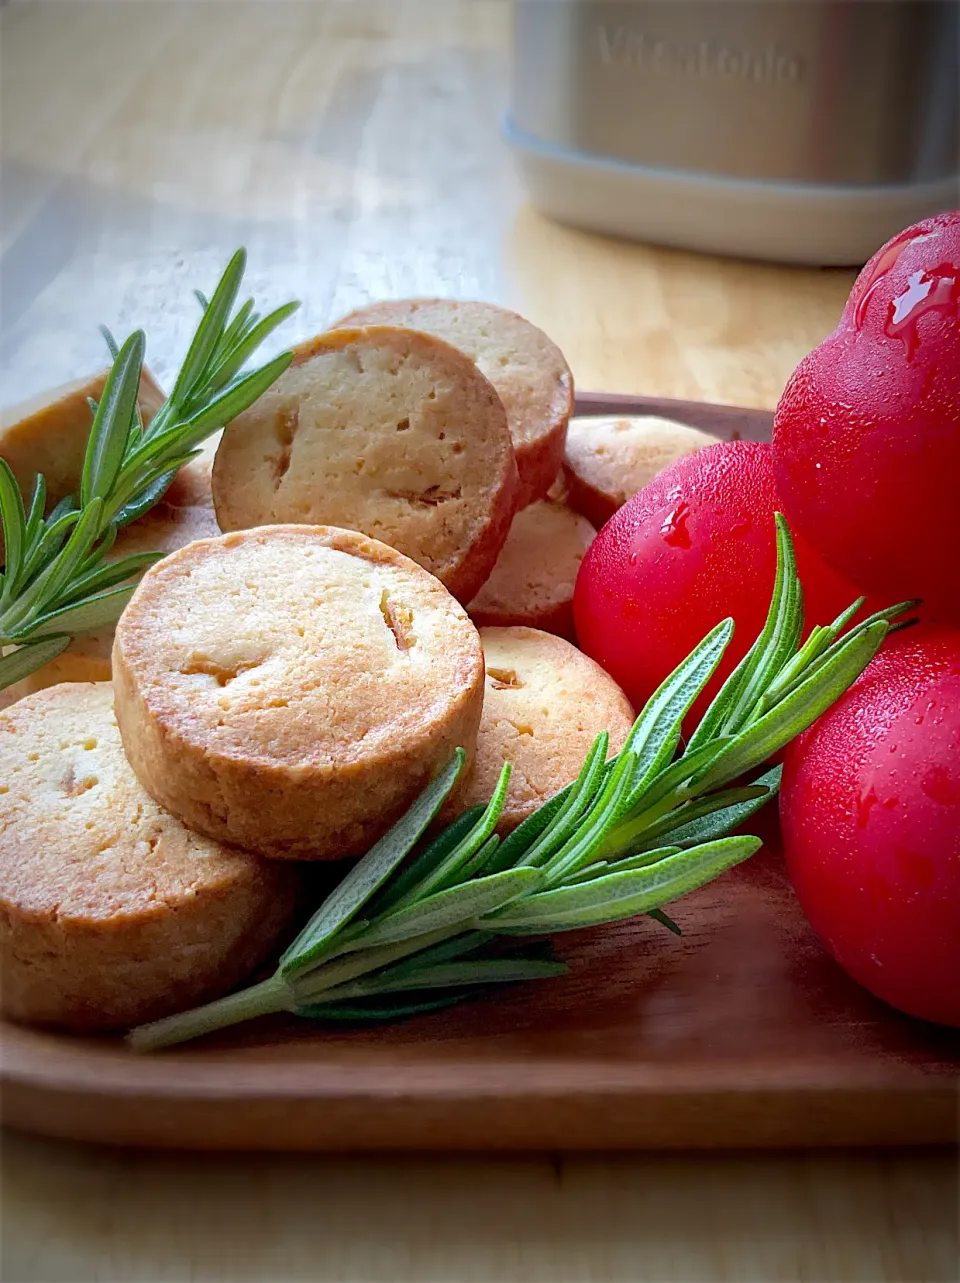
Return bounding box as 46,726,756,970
0,3,956,1281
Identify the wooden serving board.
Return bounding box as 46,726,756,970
2,396,957,1153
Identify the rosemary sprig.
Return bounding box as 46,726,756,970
129,517,913,1052
0,249,299,691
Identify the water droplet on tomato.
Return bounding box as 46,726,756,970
730,516,753,535
852,227,938,329
884,263,960,358
856,784,879,826
855,277,887,331
660,502,692,549
628,550,639,566
855,785,897,826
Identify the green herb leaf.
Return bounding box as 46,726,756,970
355,867,543,950
111,464,184,528
55,552,163,609
14,499,104,624
764,599,913,713
218,297,254,350
484,837,761,933
542,749,638,885
696,624,888,792
3,500,103,634
25,585,140,639
596,737,735,859
647,907,683,936
16,508,80,594
169,247,246,407
621,781,772,851
714,513,802,736
480,786,574,876
621,617,733,792
513,731,611,870
174,352,295,442
205,301,301,394
295,994,474,1022
458,832,503,880
0,635,72,687
22,474,47,549
0,460,26,609
376,931,497,973
658,766,782,848
314,957,568,1005
757,595,865,712
99,324,121,360
80,330,145,506
389,763,512,906
279,750,467,978
600,846,682,874
365,804,488,918
289,928,472,1006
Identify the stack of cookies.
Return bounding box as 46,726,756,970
0,297,716,1034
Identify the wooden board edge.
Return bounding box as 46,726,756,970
572,391,774,440
3,1079,957,1152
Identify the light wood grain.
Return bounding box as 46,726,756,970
3,1132,957,1283
0,3,950,1281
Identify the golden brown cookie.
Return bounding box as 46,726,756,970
467,500,595,640
334,299,573,507
562,416,716,527
0,366,165,510
452,627,635,832
212,326,519,603
1,451,219,703
0,683,298,1032
113,526,485,861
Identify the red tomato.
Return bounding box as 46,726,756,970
781,625,960,1027
573,440,868,719
772,211,960,618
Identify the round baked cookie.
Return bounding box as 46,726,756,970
212,326,519,603
451,627,635,833
562,416,716,528
334,299,573,508
0,683,298,1031
113,526,485,861
0,452,219,704
467,500,595,640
